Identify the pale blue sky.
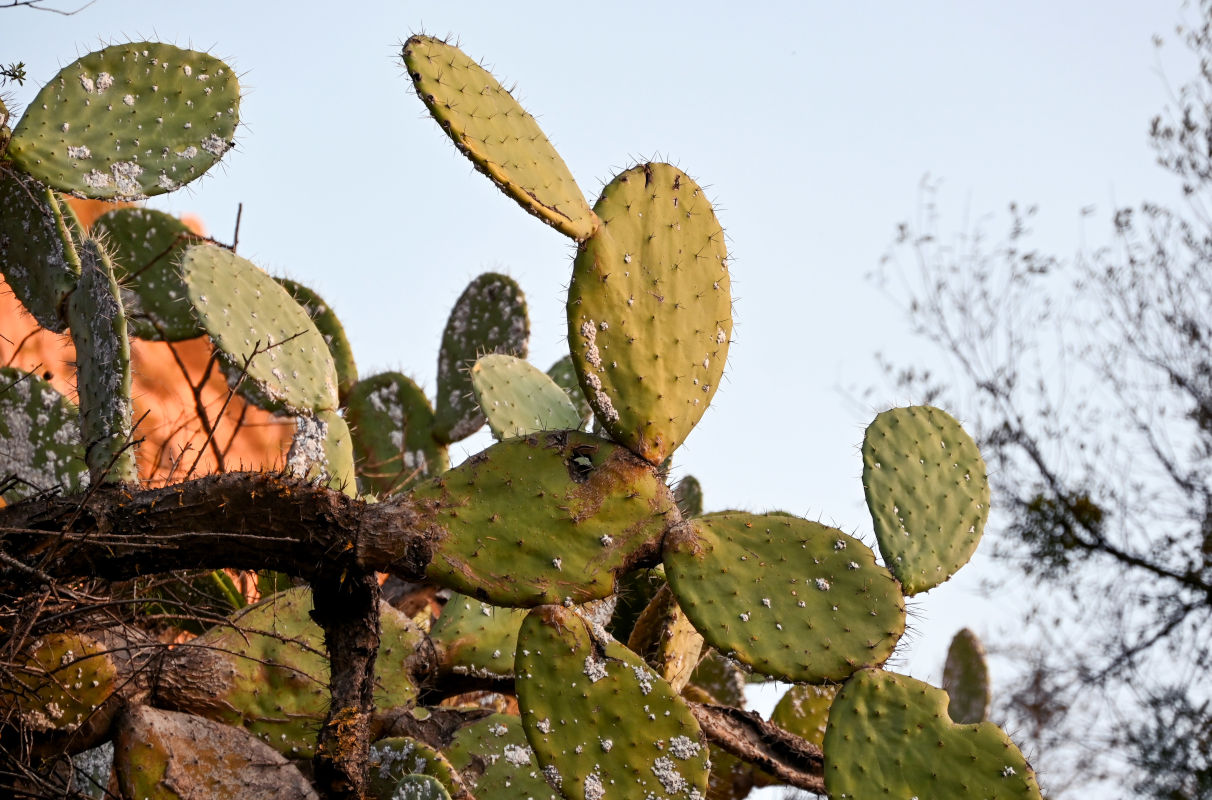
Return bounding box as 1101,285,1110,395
2,0,1191,772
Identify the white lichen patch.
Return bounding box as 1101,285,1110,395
200,133,231,157
651,756,688,794
503,744,532,766
583,654,608,683
542,764,563,789
66,145,91,160
668,735,701,760
285,413,329,478
815,578,831,591
631,664,654,695
584,769,606,800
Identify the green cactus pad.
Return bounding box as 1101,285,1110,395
823,669,1042,800
0,172,81,332
91,207,202,340
429,594,527,678
412,430,676,607
0,367,85,500
368,737,465,800
470,354,582,440
770,683,838,749
286,409,356,496
687,649,747,708
346,372,449,496
165,588,425,759
276,276,358,403
942,627,991,724
662,513,905,683
9,42,240,200
375,774,451,800
3,631,121,736
673,475,704,518
515,605,710,800
627,583,705,692
114,706,317,800
862,405,990,595
605,567,666,643
180,244,339,415
67,238,137,485
433,273,529,444
443,714,559,800
567,162,731,465
547,355,593,428
401,36,596,241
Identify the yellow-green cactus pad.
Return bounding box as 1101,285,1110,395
93,207,203,341
515,606,710,800
3,631,121,738
663,513,905,683
413,431,676,607
862,405,990,595
568,163,731,465
823,669,1042,800
942,627,991,724
470,354,583,440
771,683,838,749
429,594,527,678
275,276,359,404
164,588,426,759
286,409,356,496
114,706,317,800
401,36,596,241
181,244,339,415
443,714,559,800
9,42,239,200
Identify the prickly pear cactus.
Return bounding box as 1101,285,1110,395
470,353,583,440
0,367,85,500
942,627,991,724
771,683,838,749
823,669,1042,800
567,162,731,465
443,714,558,800
91,207,203,341
401,36,596,241
346,371,448,496
7,42,239,199
663,513,905,682
181,244,339,415
276,276,359,403
0,171,81,332
515,605,710,800
429,594,527,678
433,272,529,444
862,405,990,595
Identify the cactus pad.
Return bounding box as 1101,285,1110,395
368,737,465,800
470,354,582,439
0,367,85,500
515,605,710,800
567,162,731,465
443,714,558,800
401,36,596,241
862,405,990,595
346,372,448,496
3,631,121,737
823,668,1042,800
275,276,358,403
626,583,705,692
286,409,356,496
673,475,704,518
0,172,81,332
114,706,317,800
663,513,905,682
92,207,202,340
9,43,240,200
412,430,676,606
771,683,838,749
180,244,339,415
547,354,593,428
429,594,527,678
164,588,425,758
942,627,991,724
433,273,529,444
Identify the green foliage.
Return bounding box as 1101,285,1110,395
0,34,1044,800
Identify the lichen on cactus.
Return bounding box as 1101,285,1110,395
0,367,85,500
0,171,82,332
7,42,239,200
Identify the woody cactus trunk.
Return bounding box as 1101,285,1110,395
0,34,1042,800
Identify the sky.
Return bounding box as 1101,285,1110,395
1,0,1195,787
